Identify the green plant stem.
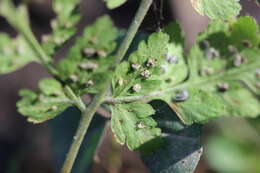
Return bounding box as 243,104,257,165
60,0,153,173
64,86,86,112
22,30,59,76
77,121,110,173
61,85,109,173
113,0,153,66
0,1,58,76
104,59,260,104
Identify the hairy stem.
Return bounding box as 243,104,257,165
60,0,153,173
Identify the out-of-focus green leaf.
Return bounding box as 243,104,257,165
110,102,161,150
57,15,118,95
17,78,72,123
162,50,187,86
187,16,260,118
0,34,36,74
0,0,39,74
0,0,31,33
142,100,203,173
103,0,127,9
206,134,260,173
162,22,188,86
220,82,260,117
229,16,260,50
186,48,260,119
53,0,80,24
191,0,241,20
42,0,81,55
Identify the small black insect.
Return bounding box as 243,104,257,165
205,47,220,59
165,53,179,64
217,83,229,92
172,89,189,102
199,40,210,50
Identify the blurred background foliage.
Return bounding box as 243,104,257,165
0,0,260,173
205,117,260,173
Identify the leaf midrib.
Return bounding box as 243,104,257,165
105,59,260,103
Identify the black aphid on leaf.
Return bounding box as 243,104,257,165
97,50,107,57
136,122,146,129
233,54,247,67
132,84,141,92
146,58,156,67
83,48,96,57
89,36,98,44
200,66,214,76
86,80,94,87
51,105,58,111
241,40,252,48
205,47,220,59
78,62,98,70
217,83,229,92
69,74,79,82
140,69,151,78
228,45,238,56
118,78,124,86
165,53,179,64
172,89,189,102
255,69,260,79
199,40,210,50
131,63,141,71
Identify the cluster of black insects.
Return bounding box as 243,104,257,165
199,39,260,92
